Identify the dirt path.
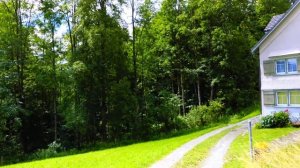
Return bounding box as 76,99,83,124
150,116,259,168
200,117,259,168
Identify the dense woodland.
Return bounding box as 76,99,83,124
0,0,295,163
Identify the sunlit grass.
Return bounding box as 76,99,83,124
2,126,225,168
2,105,260,168
246,143,300,168
224,127,299,168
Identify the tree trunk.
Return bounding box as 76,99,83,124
51,26,57,142
66,16,74,56
14,0,25,108
197,78,201,105
181,72,185,115
132,0,137,91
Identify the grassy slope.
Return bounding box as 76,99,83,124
224,127,300,168
227,105,260,124
2,105,260,168
2,126,225,168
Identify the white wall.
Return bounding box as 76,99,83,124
259,4,300,116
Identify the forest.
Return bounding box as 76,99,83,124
0,0,294,164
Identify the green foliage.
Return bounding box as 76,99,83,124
256,0,291,29
3,106,260,168
173,115,189,130
107,78,138,140
0,0,290,164
152,90,182,132
185,100,224,128
257,112,290,129
34,141,63,159
274,112,291,127
3,126,225,168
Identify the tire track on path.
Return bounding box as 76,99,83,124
150,116,259,168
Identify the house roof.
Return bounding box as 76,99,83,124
251,1,300,53
264,14,285,33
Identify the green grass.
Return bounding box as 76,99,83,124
247,142,300,168
2,105,260,168
175,127,234,168
173,105,260,168
227,105,260,124
224,127,300,168
2,126,226,168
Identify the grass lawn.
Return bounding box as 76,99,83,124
2,126,226,168
1,105,260,168
227,105,260,124
224,127,300,168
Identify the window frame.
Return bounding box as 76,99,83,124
275,90,300,107
287,58,298,74
276,60,286,75
289,90,300,106
276,91,288,106
275,58,298,75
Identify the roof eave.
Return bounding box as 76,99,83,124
251,32,270,53
251,1,300,54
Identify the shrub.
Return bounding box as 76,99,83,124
257,111,290,128
173,115,189,130
274,112,290,127
185,105,209,128
34,141,63,159
185,100,224,128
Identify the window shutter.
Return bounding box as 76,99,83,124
297,57,300,72
263,60,275,75
263,91,275,106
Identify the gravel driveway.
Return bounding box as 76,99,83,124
150,116,259,168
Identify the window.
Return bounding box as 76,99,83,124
276,58,298,75
277,91,288,105
276,60,286,74
288,59,297,73
274,90,300,106
290,90,300,105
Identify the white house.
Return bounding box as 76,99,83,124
252,1,300,122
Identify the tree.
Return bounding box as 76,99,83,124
38,0,64,142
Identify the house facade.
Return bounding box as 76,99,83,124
252,1,300,122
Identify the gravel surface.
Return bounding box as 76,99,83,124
200,117,259,168
150,116,259,168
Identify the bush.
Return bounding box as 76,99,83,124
185,100,224,128
34,141,63,159
185,105,209,128
257,111,290,128
173,115,189,130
